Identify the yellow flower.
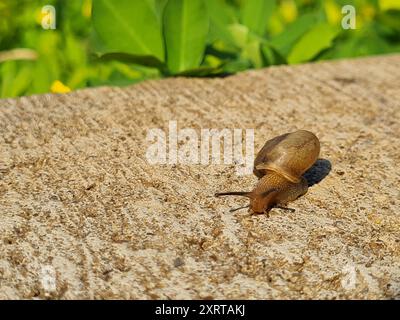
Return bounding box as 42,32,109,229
51,80,71,94
362,4,375,21
36,5,56,28
35,8,44,25
82,0,92,18
279,0,298,23
379,0,400,11
268,13,284,35
324,0,342,26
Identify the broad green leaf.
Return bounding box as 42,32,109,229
31,59,53,94
67,68,91,89
28,33,60,94
98,52,167,74
65,35,86,68
92,0,164,60
270,13,318,57
241,0,276,36
153,0,168,21
1,61,16,98
10,64,33,96
163,0,209,74
287,23,340,64
204,0,237,44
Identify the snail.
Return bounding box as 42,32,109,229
215,130,320,214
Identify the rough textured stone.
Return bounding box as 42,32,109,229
0,54,399,299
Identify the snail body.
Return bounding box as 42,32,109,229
216,130,320,214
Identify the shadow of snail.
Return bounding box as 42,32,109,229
215,130,331,215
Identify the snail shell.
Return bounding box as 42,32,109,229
253,130,320,183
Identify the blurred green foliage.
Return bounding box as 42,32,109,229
0,0,399,98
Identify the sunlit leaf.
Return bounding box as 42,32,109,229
10,64,33,96
1,61,16,97
153,0,168,21
287,23,340,64
65,35,86,68
163,0,209,74
270,13,318,57
92,0,164,60
204,0,237,44
31,60,53,94
241,0,276,36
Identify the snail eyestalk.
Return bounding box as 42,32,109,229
229,205,250,213
215,191,253,198
275,206,295,212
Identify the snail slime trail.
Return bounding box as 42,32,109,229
216,130,320,214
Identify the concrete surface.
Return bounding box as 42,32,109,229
0,54,399,299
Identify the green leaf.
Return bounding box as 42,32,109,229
287,23,340,64
203,54,223,68
31,59,53,94
98,52,167,74
378,10,400,33
10,64,33,97
270,13,318,57
221,59,251,74
227,23,250,48
174,65,223,77
241,0,276,36
153,0,169,21
163,0,209,74
92,0,164,60
204,0,237,44
1,61,16,98
261,43,287,66
65,35,86,68
242,39,263,68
